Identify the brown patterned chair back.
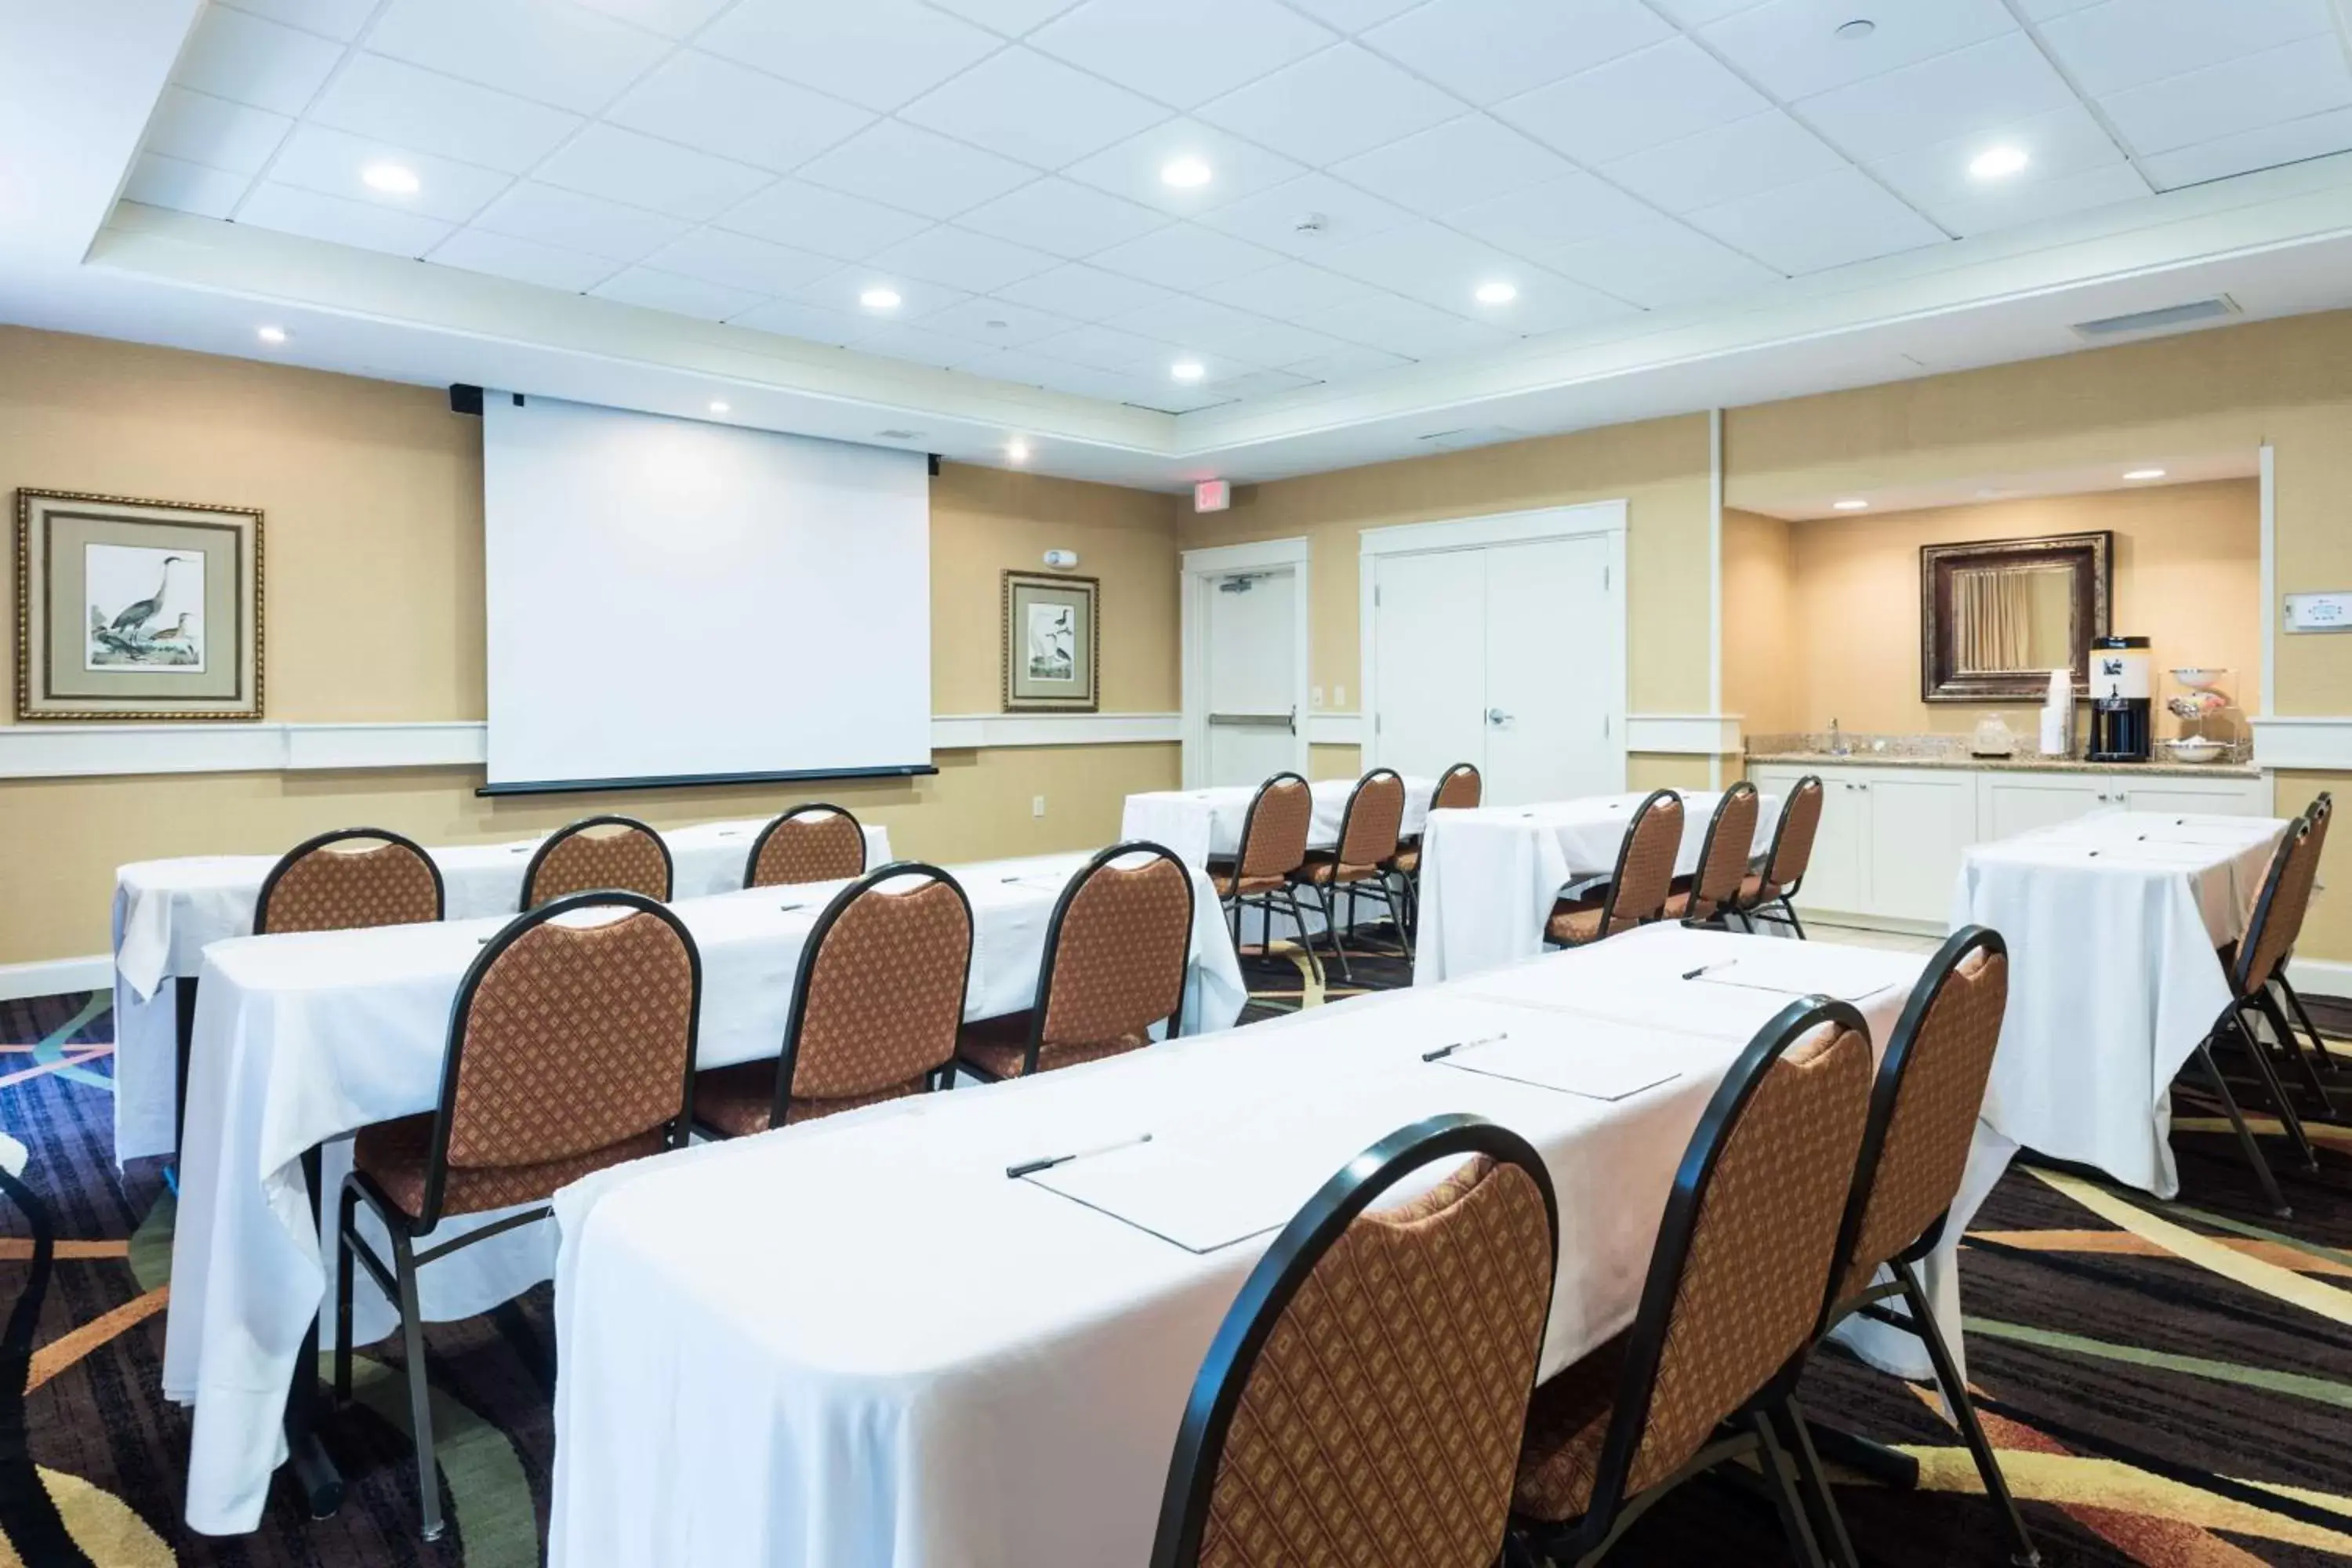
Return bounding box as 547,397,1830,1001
1036,842,1195,1054
1831,927,2007,1303
2235,816,2320,994
1151,1115,1558,1568
423,892,699,1227
1235,774,1314,881
2284,793,2332,953
1686,784,1761,920
1761,776,1824,892
255,827,444,935
747,804,868,889
1592,998,1871,1511
521,815,672,909
1433,762,1483,812
1335,770,1407,870
781,864,973,1116
1602,790,1683,932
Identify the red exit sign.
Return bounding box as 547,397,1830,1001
1193,479,1230,513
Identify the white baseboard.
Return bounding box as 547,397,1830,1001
2286,954,2352,1000
0,955,112,1003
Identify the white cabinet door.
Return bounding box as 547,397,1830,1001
1796,774,1871,915
2122,777,2269,816
1864,771,1976,922
1481,535,1621,804
1981,775,2114,840
1370,550,1487,781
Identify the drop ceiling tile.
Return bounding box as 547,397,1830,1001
1088,222,1285,288
1360,0,1670,105
731,298,878,345
968,349,1159,400
1023,322,1181,373
364,0,673,116
2141,103,2352,189
642,227,842,294
2100,37,2352,157
1695,0,2017,102
925,0,1086,34
1472,272,1640,336
429,227,621,290
1540,216,1780,307
307,55,584,174
1279,341,1415,379
716,180,934,259
267,125,513,222
1130,383,1238,413
1799,33,2079,161
1683,165,1945,274
1896,158,2151,235
567,0,737,38
1028,0,1334,109
1867,103,2131,210
992,262,1180,319
1498,39,1768,168
144,88,292,176
1206,368,1320,400
1333,115,1575,216
236,181,457,256
1195,173,1414,257
1444,169,1658,253
786,267,973,321
862,226,1062,292
954,178,1167,258
2038,0,2334,98
471,180,690,260
1195,44,1463,166
604,51,873,172
1294,290,1513,358
591,265,768,320
1647,0,1767,22
898,46,1169,168
1602,110,1846,212
1312,219,1515,303
1061,118,1307,216
697,0,1005,113
535,124,776,220
918,296,1082,347
1197,259,1383,317
2010,0,2100,16
172,6,342,115
121,154,250,220
1107,296,1349,364
854,322,1002,369
795,120,1037,220
220,0,379,42
1279,0,1425,27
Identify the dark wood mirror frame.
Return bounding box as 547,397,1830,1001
1920,531,2112,703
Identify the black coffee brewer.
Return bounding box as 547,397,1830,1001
2088,635,2152,762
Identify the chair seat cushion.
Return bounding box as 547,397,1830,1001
693,1058,928,1138
1389,846,1420,874
1513,1333,1628,1523
1546,902,1605,945
1738,872,1783,903
955,1011,1148,1080
1663,890,1693,919
1295,851,1381,885
1210,868,1290,897
354,1112,666,1221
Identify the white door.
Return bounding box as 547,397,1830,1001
1480,535,1618,803
1202,567,1300,786
1371,550,1487,781
1981,775,2112,840
2121,779,2268,816
1864,772,1976,922
1795,775,1870,915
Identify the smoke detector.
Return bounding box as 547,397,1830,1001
1293,211,1328,235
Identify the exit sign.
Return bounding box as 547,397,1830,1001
1193,479,1230,513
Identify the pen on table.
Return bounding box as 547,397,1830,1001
779,901,808,912
1682,960,1736,981
1007,1131,1153,1180
1423,1032,1504,1062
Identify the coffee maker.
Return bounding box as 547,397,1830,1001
2088,635,2152,763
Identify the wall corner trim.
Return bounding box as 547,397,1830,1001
1626,713,1745,756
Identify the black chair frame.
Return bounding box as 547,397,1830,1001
2259,793,2343,1121
332,890,702,1540
1737,775,1821,939
518,813,673,909
1216,772,1324,989
1290,768,1409,985
254,825,448,934
743,801,868,888
1152,1112,1559,1568
1554,788,1680,949
1680,781,1761,931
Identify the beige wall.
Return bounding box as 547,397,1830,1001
0,326,1182,964
1721,508,1798,737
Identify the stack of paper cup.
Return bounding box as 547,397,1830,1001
2039,668,2071,757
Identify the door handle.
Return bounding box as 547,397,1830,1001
1287,705,1297,737
1486,707,1511,726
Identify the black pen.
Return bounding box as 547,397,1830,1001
1424,1033,1504,1062
1007,1131,1153,1179
1682,960,1733,981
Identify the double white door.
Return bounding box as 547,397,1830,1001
1370,535,1623,805
1201,565,1302,786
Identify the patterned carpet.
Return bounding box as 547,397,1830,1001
4,931,2351,1566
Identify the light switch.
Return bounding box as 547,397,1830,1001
1032,795,1045,818
1334,684,1346,708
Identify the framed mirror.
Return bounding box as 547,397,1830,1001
1920,531,2111,702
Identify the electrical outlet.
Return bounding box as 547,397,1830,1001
1311,684,1324,707
1334,684,1346,708
1032,795,1045,818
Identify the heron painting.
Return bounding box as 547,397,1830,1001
84,543,205,670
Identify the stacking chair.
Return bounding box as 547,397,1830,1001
1737,775,1824,938
1668,782,1761,927
2265,792,2342,1102
956,841,1193,1081
1289,769,1408,983
1804,925,2038,1568
1509,996,1873,1568
1151,1114,1558,1568
1390,760,1481,940
695,862,972,1137
520,814,672,908
1547,789,1682,949
334,891,700,1539
745,802,868,887
255,826,445,934
1207,772,1321,985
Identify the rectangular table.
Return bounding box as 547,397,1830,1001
163,849,1241,1536
547,924,1926,1568
109,818,891,1161
1414,790,1782,985
1119,775,1438,870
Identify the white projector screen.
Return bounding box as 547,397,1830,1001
482,396,931,792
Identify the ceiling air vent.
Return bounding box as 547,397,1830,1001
2070,296,2240,339
1417,425,1527,452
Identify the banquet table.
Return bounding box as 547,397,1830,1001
163,849,1241,1536
547,924,1927,1568
108,817,891,1162
1119,775,1438,870
1414,789,1782,985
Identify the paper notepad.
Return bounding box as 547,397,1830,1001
1681,948,1909,1003
1432,1034,1680,1102
1024,1134,1332,1254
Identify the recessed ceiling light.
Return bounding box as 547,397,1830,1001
1969,145,2030,180
1006,438,1031,463
709,400,730,414
1473,280,1518,306
256,325,288,345
1160,157,1213,190
1171,360,1206,382
2123,466,2166,481
1832,498,1870,510
1835,17,1875,40
858,286,902,310
361,162,420,195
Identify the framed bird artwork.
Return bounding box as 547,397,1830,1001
15,488,263,720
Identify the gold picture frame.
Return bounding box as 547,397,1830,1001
16,488,265,720
1002,570,1098,713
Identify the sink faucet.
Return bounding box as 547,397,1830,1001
1828,718,1851,757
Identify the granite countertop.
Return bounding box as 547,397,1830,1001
1745,750,2261,779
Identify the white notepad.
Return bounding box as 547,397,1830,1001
1432,1033,1680,1102
1679,946,1910,1003
1024,1133,1336,1254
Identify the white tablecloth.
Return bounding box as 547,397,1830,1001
1414,790,1782,985
162,850,1240,1536
1119,776,1437,870
548,924,1926,1568
1952,810,2286,1201
107,819,891,1161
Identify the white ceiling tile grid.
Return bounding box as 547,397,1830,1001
122,0,2352,412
